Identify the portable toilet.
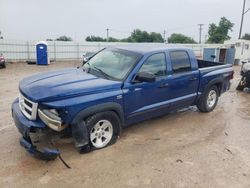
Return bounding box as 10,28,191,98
36,41,49,65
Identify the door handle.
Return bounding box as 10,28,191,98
158,83,169,88
189,77,198,81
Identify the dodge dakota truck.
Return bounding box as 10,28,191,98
12,45,234,160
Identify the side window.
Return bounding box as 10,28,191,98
170,51,191,73
139,53,166,77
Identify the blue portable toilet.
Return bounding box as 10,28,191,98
203,48,217,62
225,47,236,65
36,41,49,65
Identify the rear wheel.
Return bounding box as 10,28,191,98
197,85,219,113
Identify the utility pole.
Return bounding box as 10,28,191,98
163,30,167,43
205,34,208,43
106,28,109,42
198,24,204,44
239,0,250,39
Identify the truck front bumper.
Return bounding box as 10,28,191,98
12,98,60,160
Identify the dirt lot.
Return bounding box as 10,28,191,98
0,62,250,188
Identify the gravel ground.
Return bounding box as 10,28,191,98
0,62,250,188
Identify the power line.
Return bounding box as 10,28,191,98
198,24,204,44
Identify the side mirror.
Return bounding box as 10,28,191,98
82,55,89,65
134,72,156,83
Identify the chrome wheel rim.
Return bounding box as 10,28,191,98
90,120,113,148
207,90,217,108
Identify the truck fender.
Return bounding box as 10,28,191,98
71,102,124,148
205,78,224,95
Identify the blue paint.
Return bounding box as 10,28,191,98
13,45,234,145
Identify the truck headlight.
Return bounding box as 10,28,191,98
38,109,67,132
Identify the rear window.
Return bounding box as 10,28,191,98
170,51,191,73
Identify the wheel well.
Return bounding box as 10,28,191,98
214,83,222,95
70,103,125,128
84,110,120,121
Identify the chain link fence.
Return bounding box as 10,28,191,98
0,39,222,62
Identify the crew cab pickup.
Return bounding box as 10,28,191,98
12,45,234,160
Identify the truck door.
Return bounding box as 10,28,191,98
123,53,170,124
167,50,199,109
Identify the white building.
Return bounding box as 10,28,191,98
224,39,250,63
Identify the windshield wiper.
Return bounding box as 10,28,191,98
93,66,114,80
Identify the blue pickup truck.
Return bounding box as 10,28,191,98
12,45,234,160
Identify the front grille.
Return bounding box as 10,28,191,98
19,94,38,120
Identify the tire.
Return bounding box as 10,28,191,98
236,81,245,91
236,77,245,91
197,85,219,113
78,111,121,153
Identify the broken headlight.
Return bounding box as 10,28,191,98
38,109,67,132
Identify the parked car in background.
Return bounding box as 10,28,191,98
0,54,6,68
12,45,234,160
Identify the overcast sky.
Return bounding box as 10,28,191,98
0,0,249,42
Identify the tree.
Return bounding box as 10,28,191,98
46,39,53,41
0,31,3,39
150,32,164,43
126,29,164,43
85,35,106,42
108,37,119,42
207,17,234,43
56,35,72,41
242,33,250,40
85,29,164,43
168,33,197,44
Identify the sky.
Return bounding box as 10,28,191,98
0,0,249,42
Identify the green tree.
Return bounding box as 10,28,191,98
85,35,106,42
85,29,164,43
150,32,164,42
127,29,164,43
168,33,197,44
0,31,3,39
207,17,234,43
242,33,250,40
56,35,72,41
108,37,119,42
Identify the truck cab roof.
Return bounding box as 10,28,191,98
110,44,191,55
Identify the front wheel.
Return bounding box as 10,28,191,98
78,111,121,153
197,86,219,113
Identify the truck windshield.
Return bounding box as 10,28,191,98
83,49,141,80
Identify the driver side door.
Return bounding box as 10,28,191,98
123,52,170,125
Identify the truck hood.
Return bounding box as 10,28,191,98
19,68,122,102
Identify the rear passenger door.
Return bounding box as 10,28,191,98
167,50,199,108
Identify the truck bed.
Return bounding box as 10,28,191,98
197,59,224,68
198,59,232,75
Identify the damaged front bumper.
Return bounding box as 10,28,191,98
20,137,59,160
12,99,60,161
